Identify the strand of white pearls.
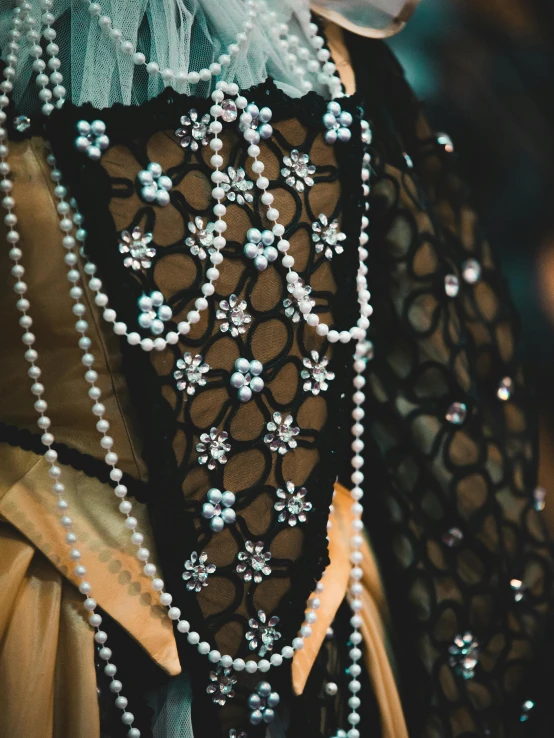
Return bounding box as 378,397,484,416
81,0,258,89
4,4,140,737
19,4,326,673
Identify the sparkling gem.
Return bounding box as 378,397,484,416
520,700,535,722
185,216,216,260
497,377,513,401
217,294,252,337
264,412,300,454
246,610,281,656
437,132,454,153
446,402,467,426
248,681,279,725
444,274,460,297
119,227,155,271
176,109,211,151
534,486,546,511
237,541,272,583
282,278,315,323
442,527,463,547
461,258,481,284
206,666,237,706
182,551,216,592
448,632,479,680
510,578,525,602
221,99,238,123
174,353,210,395
221,166,254,205
312,214,346,260
196,428,231,469
14,115,31,133
274,482,312,526
281,149,316,191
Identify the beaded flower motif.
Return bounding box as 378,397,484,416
230,358,264,403
221,166,254,205
176,109,211,151
448,632,479,680
196,428,231,469
275,482,312,526
246,611,281,657
185,217,216,260
182,551,216,592
118,227,155,271
312,214,346,260
202,488,236,532
243,228,278,272
137,162,172,207
264,412,300,454
281,149,315,192
174,353,210,395
301,351,335,395
74,119,110,161
239,103,273,144
217,295,251,337
322,100,352,144
282,279,315,323
236,541,272,583
248,681,280,726
206,666,236,706
137,291,172,335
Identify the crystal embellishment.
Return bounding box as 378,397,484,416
248,681,280,725
176,109,211,151
312,214,346,260
182,551,216,592
283,278,315,323
230,358,264,402
442,527,463,547
322,100,352,144
14,115,31,133
119,227,155,271
437,132,454,153
462,258,481,284
221,166,254,205
510,578,525,602
202,488,236,532
246,610,281,656
221,99,238,123
74,119,110,161
243,228,278,271
137,291,172,335
281,149,316,192
185,216,216,260
217,295,251,337
174,353,210,395
520,700,535,723
301,351,335,394
229,731,248,738
206,666,236,705
274,482,312,526
237,541,272,583
448,632,479,680
497,377,513,401
264,412,300,454
196,428,231,469
137,162,172,206
534,486,546,511
446,402,467,426
444,274,460,297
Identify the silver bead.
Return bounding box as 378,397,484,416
90,119,106,136
258,123,273,139
208,488,222,504
324,129,337,145
221,508,236,524
250,710,263,725
235,357,251,374
258,682,271,698
250,376,264,394
238,385,253,402
249,360,263,376
337,127,351,143
221,491,235,507
248,694,261,710
254,254,268,271
325,681,338,696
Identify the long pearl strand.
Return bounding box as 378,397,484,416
5,1,373,735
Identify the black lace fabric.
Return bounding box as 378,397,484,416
47,81,365,735
346,36,554,738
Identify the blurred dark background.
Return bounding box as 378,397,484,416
386,0,554,504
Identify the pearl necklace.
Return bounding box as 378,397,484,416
4,2,371,736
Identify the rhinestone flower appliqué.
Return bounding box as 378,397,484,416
281,149,316,192
182,551,216,592
174,353,210,395
275,482,312,526
206,666,236,706
202,488,236,532
248,681,280,725
236,541,272,583
301,351,335,395
74,119,110,161
185,217,216,260
243,228,278,271
322,101,352,144
221,166,254,205
283,279,315,323
119,227,155,271
448,632,479,680
312,214,346,260
137,162,172,207
246,611,281,657
264,412,300,454
176,109,211,151
196,428,231,469
217,295,251,337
